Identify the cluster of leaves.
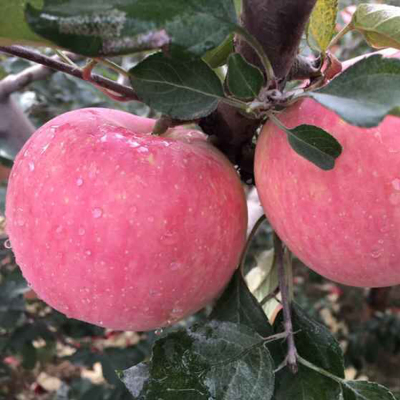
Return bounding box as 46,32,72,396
0,0,399,171
120,271,398,399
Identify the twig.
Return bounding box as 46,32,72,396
0,45,139,101
0,53,80,97
274,232,298,373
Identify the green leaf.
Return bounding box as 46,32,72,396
0,0,52,47
203,33,234,68
210,270,274,337
273,304,345,399
227,53,264,100
290,304,345,378
271,116,342,170
22,343,37,370
25,0,238,57
307,0,339,52
351,4,400,50
121,321,274,400
129,52,224,120
287,124,342,171
274,364,342,400
342,380,397,400
308,55,400,127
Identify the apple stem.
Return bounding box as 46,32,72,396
274,232,298,374
327,23,353,51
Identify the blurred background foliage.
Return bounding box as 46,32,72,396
1,0,400,399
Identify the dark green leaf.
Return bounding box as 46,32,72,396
210,270,274,337
273,304,345,377
342,380,397,400
281,123,342,170
21,342,37,370
66,347,103,369
308,55,400,127
129,52,224,120
8,322,55,352
0,269,28,329
227,54,264,100
290,304,345,378
274,364,342,400
351,4,400,50
104,344,152,370
122,321,274,400
25,0,237,57
100,356,120,385
273,304,345,399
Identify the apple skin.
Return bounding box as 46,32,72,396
6,108,248,331
255,99,400,287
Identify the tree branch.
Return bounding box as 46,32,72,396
0,53,81,98
274,233,298,374
237,0,318,81
0,45,139,101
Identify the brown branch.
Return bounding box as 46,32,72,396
0,45,139,101
274,233,298,374
236,0,318,81
0,53,81,98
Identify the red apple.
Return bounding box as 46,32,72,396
6,108,248,331
255,99,400,287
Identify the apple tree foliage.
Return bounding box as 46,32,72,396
0,0,400,399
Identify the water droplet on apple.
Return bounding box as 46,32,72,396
76,177,84,186
55,226,63,234
85,250,92,256
170,262,182,271
41,143,50,154
392,179,400,191
370,248,382,259
78,227,85,236
17,218,25,227
28,162,35,171
148,216,154,222
92,208,103,218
